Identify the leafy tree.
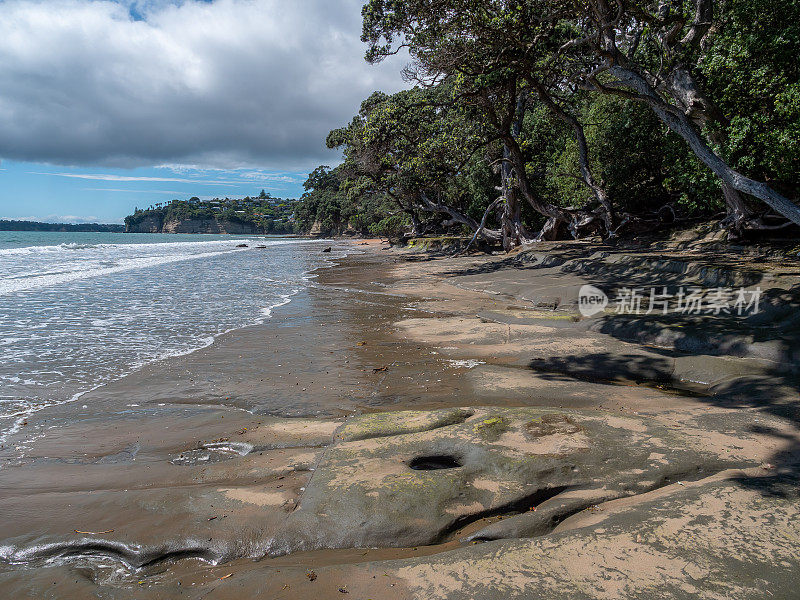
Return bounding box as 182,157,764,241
294,166,348,235
361,0,800,236
702,0,800,198
329,85,507,241
567,0,800,229
362,1,618,240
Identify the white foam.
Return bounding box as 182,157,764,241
261,290,298,318
0,237,352,457
0,248,235,295
0,237,318,257
446,359,486,369
0,238,339,296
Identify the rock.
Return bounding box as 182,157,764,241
309,220,325,236
355,474,800,599
0,406,771,580
124,214,163,233
322,247,332,253
261,406,751,555
167,219,260,234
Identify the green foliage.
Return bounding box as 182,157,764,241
369,214,410,237
295,81,501,237
294,0,800,240
580,96,720,216
356,0,800,235
0,220,124,232
124,196,299,234
293,166,347,235
703,0,800,188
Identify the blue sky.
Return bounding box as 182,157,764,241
0,161,309,223
0,0,407,223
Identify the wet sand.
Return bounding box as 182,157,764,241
0,241,798,599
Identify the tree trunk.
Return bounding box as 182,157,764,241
607,64,800,227
476,83,604,241
497,95,535,249
532,82,615,234
503,132,603,240
458,197,504,255
408,210,422,236
499,148,534,248
662,67,758,226
416,192,502,243
537,217,565,241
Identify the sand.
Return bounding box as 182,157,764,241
0,240,798,599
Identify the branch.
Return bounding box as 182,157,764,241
454,197,504,257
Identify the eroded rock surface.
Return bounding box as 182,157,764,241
375,474,800,600
266,407,754,554
1,405,766,573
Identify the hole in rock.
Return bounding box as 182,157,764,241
409,455,462,470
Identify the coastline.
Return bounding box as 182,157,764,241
0,241,798,598
0,235,347,450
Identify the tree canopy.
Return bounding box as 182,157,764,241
296,0,800,246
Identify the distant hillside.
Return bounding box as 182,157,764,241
124,194,299,234
0,220,124,232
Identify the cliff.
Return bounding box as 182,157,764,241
126,214,163,233
124,197,298,234
164,218,262,234
125,217,263,234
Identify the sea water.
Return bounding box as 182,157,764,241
0,231,339,442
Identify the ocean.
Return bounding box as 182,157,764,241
0,231,340,444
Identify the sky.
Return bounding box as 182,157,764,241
0,0,408,223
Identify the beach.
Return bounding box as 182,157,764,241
0,239,798,598
2,0,799,596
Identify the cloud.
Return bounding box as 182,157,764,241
157,164,306,182
30,171,240,184
1,214,105,223
42,214,104,223
30,167,307,186
2,215,40,221
80,187,185,194
0,0,408,170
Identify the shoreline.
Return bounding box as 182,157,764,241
0,241,798,598
0,236,354,452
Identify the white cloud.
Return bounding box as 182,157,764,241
0,0,408,169
80,187,185,194
29,171,240,184
157,164,306,182
2,215,40,221
0,214,103,223
30,167,306,185
42,214,104,223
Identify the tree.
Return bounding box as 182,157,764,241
327,85,509,242
566,0,800,229
362,0,617,240
361,0,800,234
294,166,347,235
